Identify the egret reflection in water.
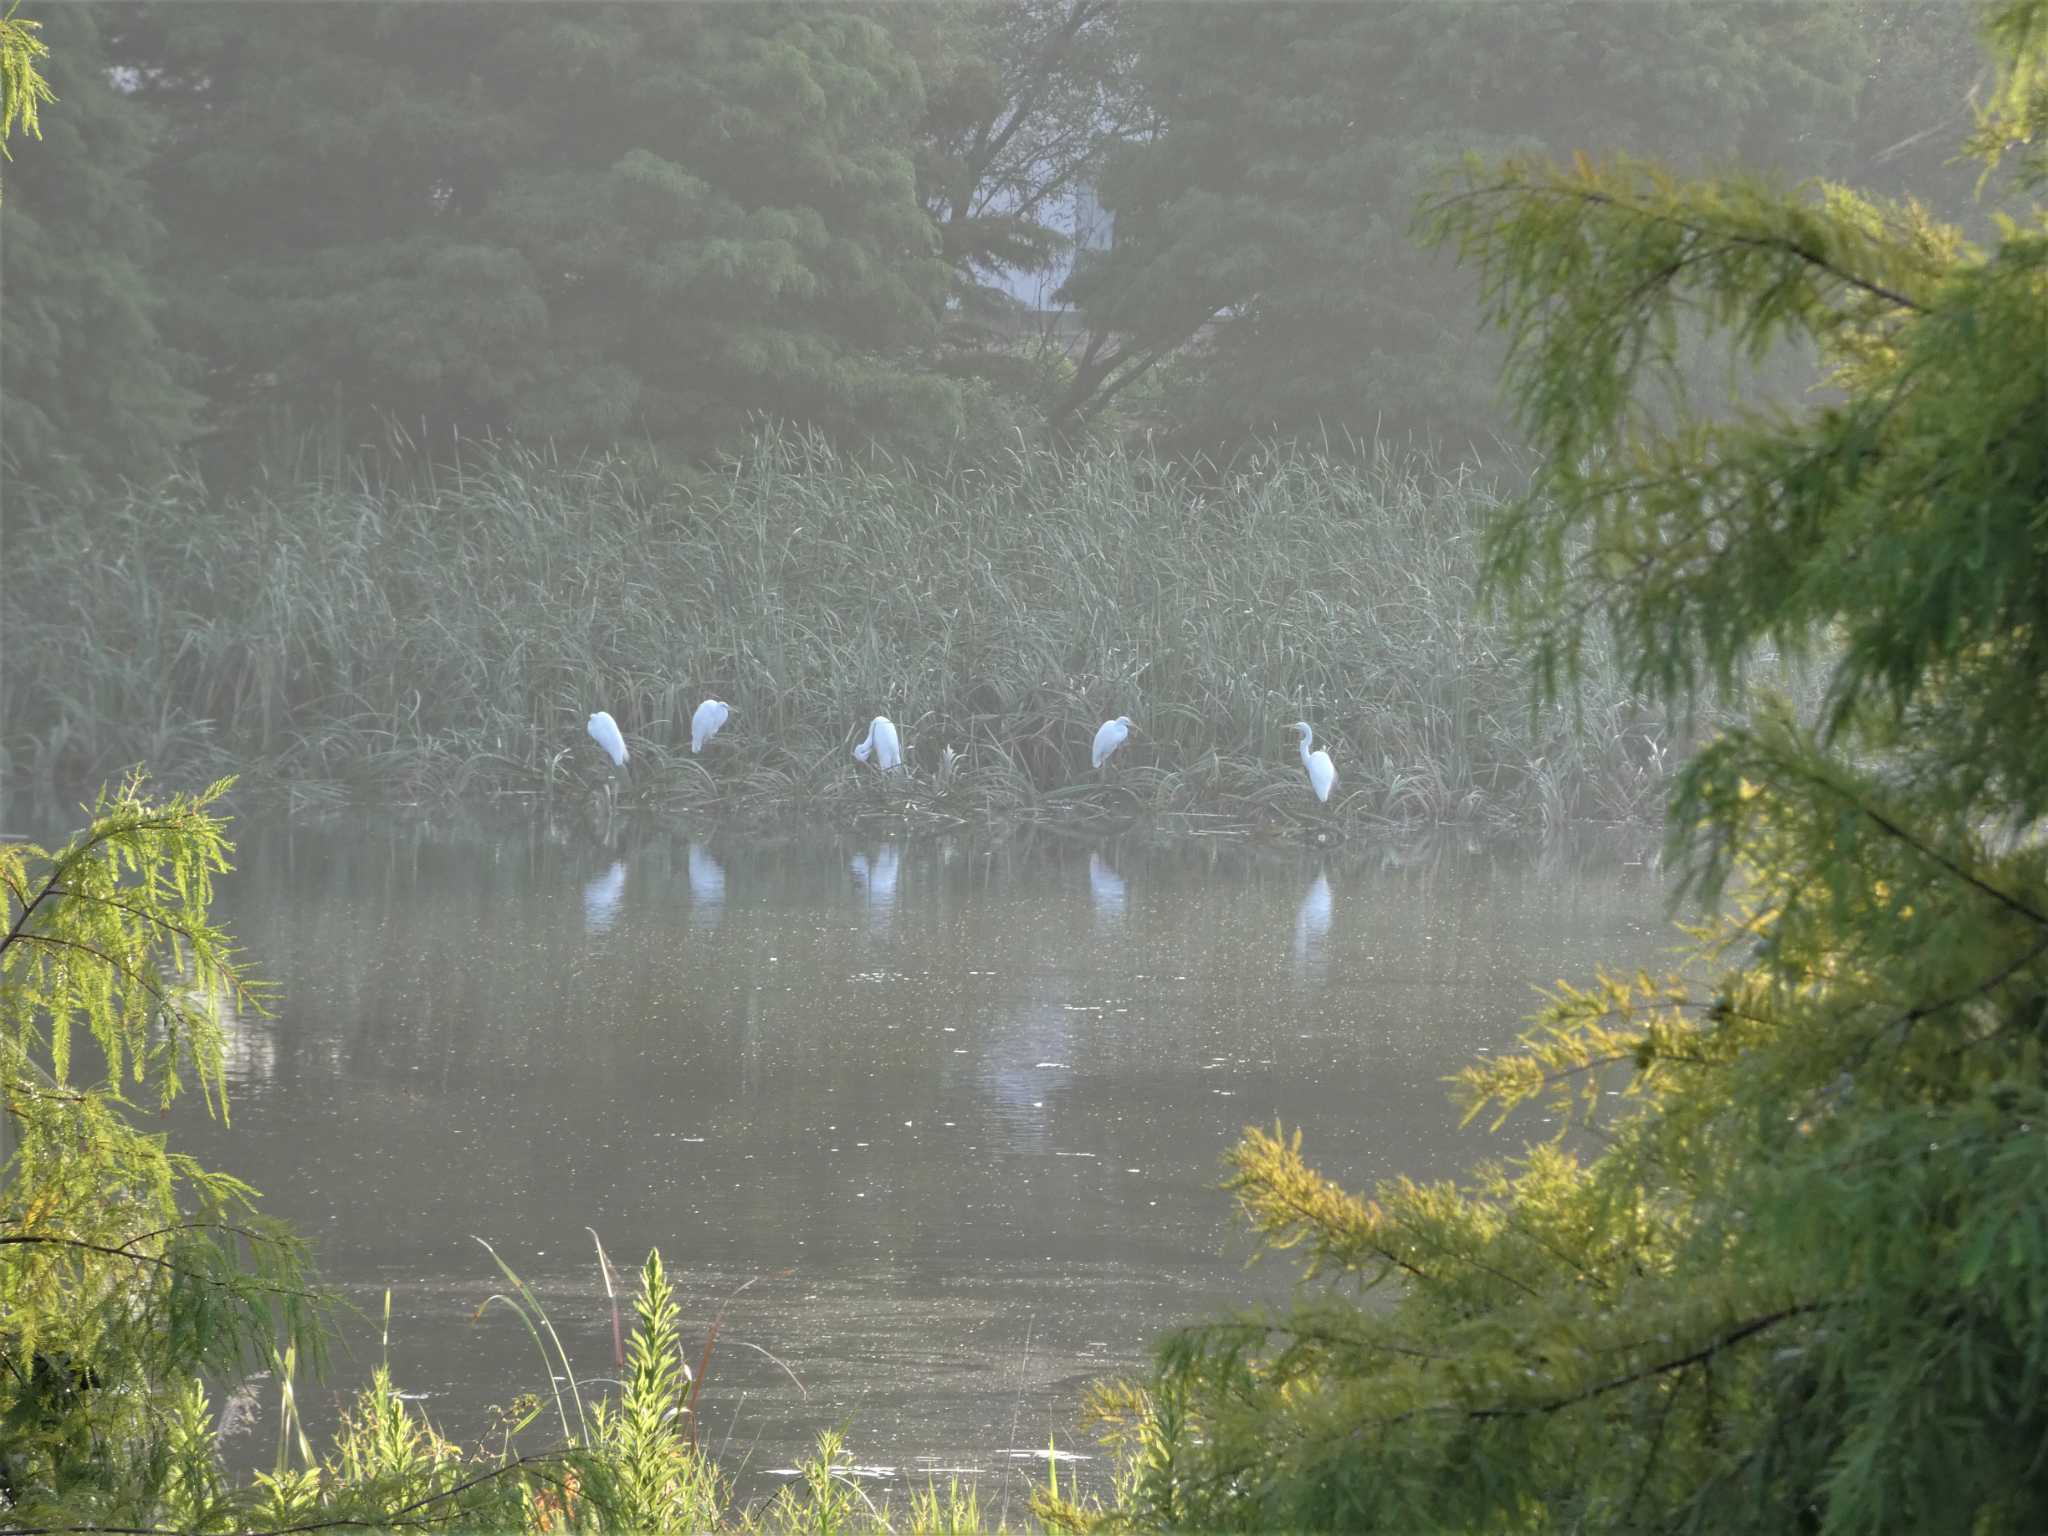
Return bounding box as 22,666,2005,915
849,843,902,930
979,994,1076,1157
1088,850,1127,919
156,810,1670,1499
1293,871,1333,980
582,859,627,934
686,842,726,928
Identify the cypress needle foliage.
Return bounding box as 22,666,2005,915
0,773,323,1521
0,1,52,189
1077,2,2048,1531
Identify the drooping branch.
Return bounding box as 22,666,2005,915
1463,1302,1830,1421
0,1232,322,1301
1430,171,1928,319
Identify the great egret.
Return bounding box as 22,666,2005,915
587,711,629,767
853,715,903,771
1092,715,1133,768
1292,721,1337,803
691,698,731,754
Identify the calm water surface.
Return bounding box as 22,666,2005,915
90,807,1675,1498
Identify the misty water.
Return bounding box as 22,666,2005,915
143,811,1672,1501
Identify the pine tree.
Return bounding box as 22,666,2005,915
1081,2,2048,1530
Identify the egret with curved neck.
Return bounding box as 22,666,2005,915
1292,721,1337,804
854,715,903,772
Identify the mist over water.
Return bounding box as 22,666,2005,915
134,809,1671,1498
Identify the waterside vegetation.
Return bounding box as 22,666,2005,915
0,775,1073,1533
4,437,1684,832
1076,0,2048,1528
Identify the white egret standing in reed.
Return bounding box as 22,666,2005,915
587,711,629,767
853,715,903,772
1292,721,1337,803
1092,715,1133,769
691,698,731,754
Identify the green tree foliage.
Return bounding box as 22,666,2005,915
119,1,961,462
895,0,1140,410
0,777,672,1529
0,1,54,188
1079,2,2048,1531
0,774,320,1520
1056,1,1868,454
0,5,197,493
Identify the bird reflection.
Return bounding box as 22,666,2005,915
686,842,726,929
1292,871,1332,981
850,843,902,931
582,859,627,935
1088,850,1126,920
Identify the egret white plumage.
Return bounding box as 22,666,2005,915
690,698,731,754
853,715,903,771
587,711,629,767
1292,721,1337,803
1091,715,1133,768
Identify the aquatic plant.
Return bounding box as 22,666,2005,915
2,435,1682,829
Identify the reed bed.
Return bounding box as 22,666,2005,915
2,435,1675,829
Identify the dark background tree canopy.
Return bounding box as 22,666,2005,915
0,0,1984,490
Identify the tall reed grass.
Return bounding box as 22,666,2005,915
2,434,1675,827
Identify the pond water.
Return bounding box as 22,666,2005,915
29,803,1677,1504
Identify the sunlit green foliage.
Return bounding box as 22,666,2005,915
0,1,52,183
591,1248,728,1533
1077,2,2048,1530
0,774,321,1520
